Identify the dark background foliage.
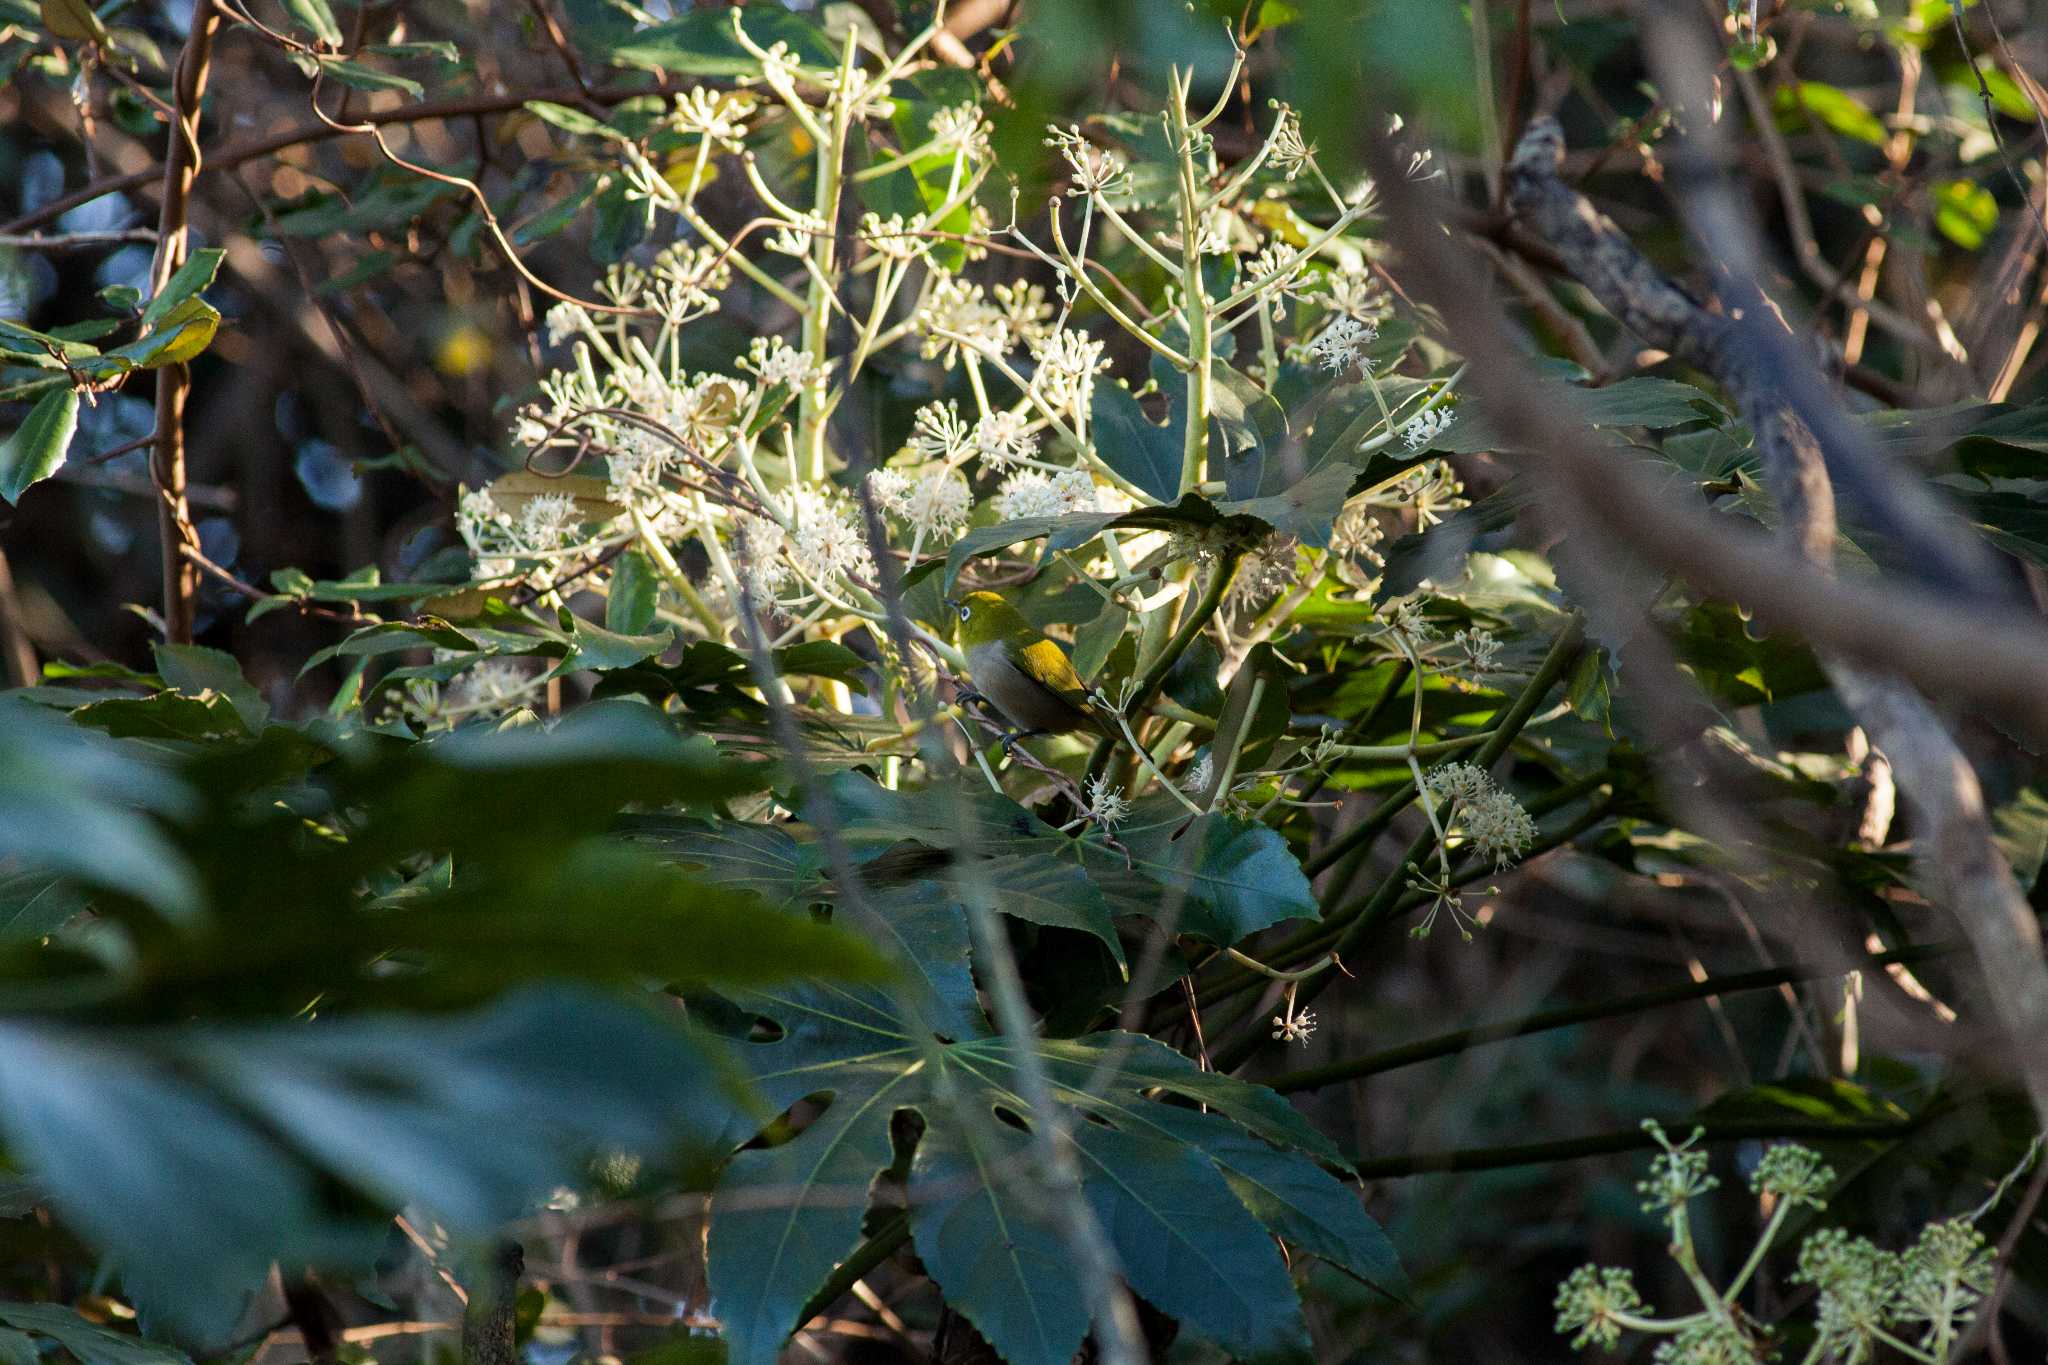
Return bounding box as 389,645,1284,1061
4,1,2048,1362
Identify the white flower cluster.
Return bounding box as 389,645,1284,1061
455,485,593,579
1085,775,1131,831
669,87,757,149
1269,1004,1317,1045
1028,327,1110,420
1401,405,1453,450
1452,626,1502,682
995,468,1097,520
1045,124,1131,196
973,409,1038,469
1422,761,1537,870
744,336,831,391
1267,105,1314,180
929,102,990,160
786,487,874,583
1309,316,1378,373
1226,535,1300,618
867,467,972,537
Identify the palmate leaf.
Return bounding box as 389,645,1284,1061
706,963,1399,1365
809,771,1319,948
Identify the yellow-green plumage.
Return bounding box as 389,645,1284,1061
954,591,1098,738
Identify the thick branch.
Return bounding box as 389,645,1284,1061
1505,116,2003,599
148,0,222,644
1504,114,2048,1124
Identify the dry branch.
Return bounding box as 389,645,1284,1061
1502,115,2048,1124
148,0,222,644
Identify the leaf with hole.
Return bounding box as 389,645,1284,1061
706,969,1361,1365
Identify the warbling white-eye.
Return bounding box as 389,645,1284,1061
948,591,1101,752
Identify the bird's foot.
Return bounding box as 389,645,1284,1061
999,728,1048,758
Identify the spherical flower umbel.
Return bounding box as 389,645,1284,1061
972,410,1038,469
1270,1006,1317,1045
745,336,831,390
1795,1227,1900,1356
1422,761,1491,808
929,102,991,160
517,492,581,551
869,467,971,536
1045,124,1130,197
995,468,1096,521
1896,1219,1993,1341
1636,1122,1718,1214
1554,1265,1644,1352
1462,786,1537,869
1030,328,1110,416
787,489,874,583
1267,105,1315,180
907,402,974,465
669,87,756,150
1752,1144,1834,1208
1309,316,1378,373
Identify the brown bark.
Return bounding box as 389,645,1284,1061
147,0,222,644
1502,116,2048,1124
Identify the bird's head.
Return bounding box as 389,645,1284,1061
946,591,1015,649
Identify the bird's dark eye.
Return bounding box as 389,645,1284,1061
957,603,971,622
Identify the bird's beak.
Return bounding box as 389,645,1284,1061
942,597,959,611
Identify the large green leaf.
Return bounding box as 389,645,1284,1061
1097,796,1321,944
0,696,200,920
707,971,1374,1365
620,816,829,906
1219,462,1359,546
807,771,1316,948
1090,379,1184,503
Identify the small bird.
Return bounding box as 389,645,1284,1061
949,591,1099,751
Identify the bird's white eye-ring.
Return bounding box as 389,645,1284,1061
957,603,971,622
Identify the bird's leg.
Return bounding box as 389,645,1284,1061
1000,728,1049,757
954,687,995,713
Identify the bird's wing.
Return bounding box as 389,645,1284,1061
1014,636,1093,711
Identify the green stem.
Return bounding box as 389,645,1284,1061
795,1213,911,1325
630,506,723,640
1265,944,1950,1094
1305,617,1583,881
1721,1200,1790,1306
796,29,857,483
1189,770,1611,1017
1082,551,1242,791
1168,75,1212,494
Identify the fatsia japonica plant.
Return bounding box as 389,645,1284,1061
6,0,2048,1361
